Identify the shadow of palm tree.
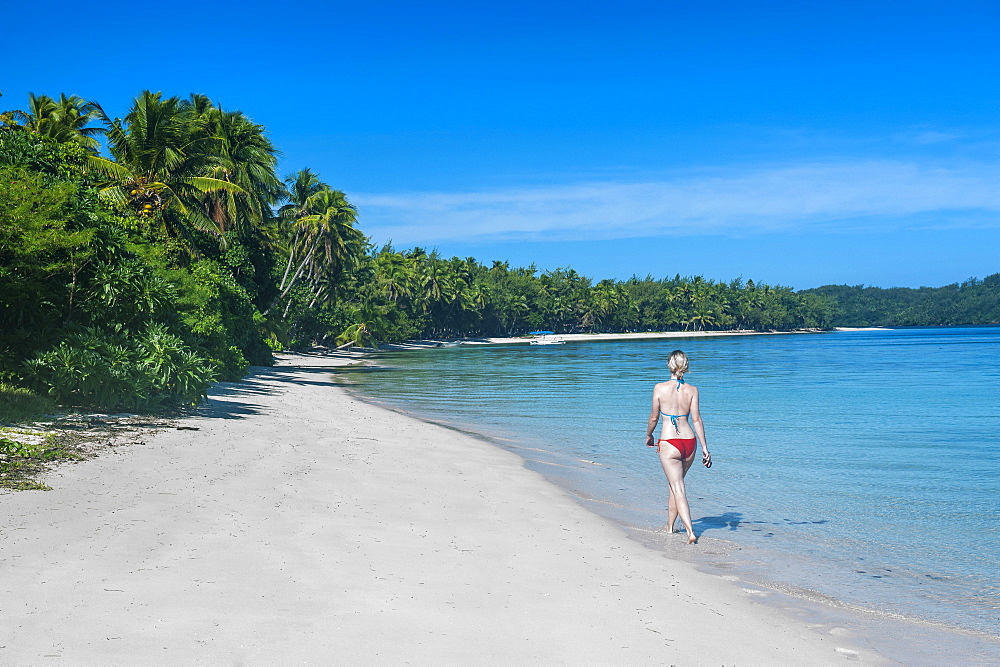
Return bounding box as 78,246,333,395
183,360,348,420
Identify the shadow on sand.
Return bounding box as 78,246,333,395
184,357,354,421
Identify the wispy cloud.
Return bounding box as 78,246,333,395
909,130,961,145
354,160,1000,245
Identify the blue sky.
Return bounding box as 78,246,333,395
3,0,999,289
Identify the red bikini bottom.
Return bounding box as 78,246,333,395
658,438,697,459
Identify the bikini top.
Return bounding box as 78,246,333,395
660,412,690,434
661,378,688,434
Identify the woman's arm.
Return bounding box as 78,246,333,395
689,387,712,466
646,388,661,448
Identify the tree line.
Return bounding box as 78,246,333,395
340,249,836,343
1,91,996,413
801,277,1000,327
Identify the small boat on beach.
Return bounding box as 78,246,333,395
528,331,565,346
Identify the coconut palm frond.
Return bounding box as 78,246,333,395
85,155,133,181
180,176,246,195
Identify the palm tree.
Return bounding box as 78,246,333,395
421,260,451,306
590,280,621,331
270,185,365,317
4,93,104,151
87,91,243,232
192,100,284,236
689,306,717,331
374,248,416,304
300,188,364,277
279,169,324,216
736,285,762,329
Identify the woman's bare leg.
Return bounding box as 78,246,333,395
665,450,696,535
682,453,695,476
660,453,696,543
667,489,678,532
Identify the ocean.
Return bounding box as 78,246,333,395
340,327,1000,659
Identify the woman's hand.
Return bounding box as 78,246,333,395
646,434,659,452
702,451,712,468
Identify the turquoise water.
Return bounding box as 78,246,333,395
343,328,1000,641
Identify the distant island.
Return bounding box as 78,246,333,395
801,280,999,327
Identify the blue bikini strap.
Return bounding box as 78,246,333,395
663,379,686,433
660,412,690,433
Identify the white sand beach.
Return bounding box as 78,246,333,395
377,327,887,350
0,352,881,664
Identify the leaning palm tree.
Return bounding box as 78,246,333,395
269,185,365,317
278,169,325,220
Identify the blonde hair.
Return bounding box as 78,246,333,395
667,350,689,378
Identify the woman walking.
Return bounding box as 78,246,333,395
645,350,712,544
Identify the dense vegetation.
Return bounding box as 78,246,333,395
1,92,292,412
802,277,1000,327
1,90,997,415
344,254,836,341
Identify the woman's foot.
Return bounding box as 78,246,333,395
687,534,698,545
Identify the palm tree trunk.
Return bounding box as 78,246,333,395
266,239,319,316
278,230,305,292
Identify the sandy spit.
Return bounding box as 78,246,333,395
378,327,887,350
0,352,881,664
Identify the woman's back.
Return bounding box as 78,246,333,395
655,380,697,439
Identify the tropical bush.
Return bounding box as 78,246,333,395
0,383,56,424
24,325,216,411
2,95,278,413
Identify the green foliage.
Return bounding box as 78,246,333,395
0,384,56,424
0,127,92,182
0,436,70,462
24,324,216,411
327,247,841,343
154,258,271,373
0,165,97,362
336,322,376,348
7,88,995,390
0,436,37,457
802,276,1000,326
1,93,103,152
280,287,358,350
2,95,280,415
82,258,178,330
0,438,54,489
269,174,366,336
0,432,82,491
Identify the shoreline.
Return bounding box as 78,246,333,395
341,335,1000,664
341,374,1000,666
376,326,887,350
0,351,881,663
